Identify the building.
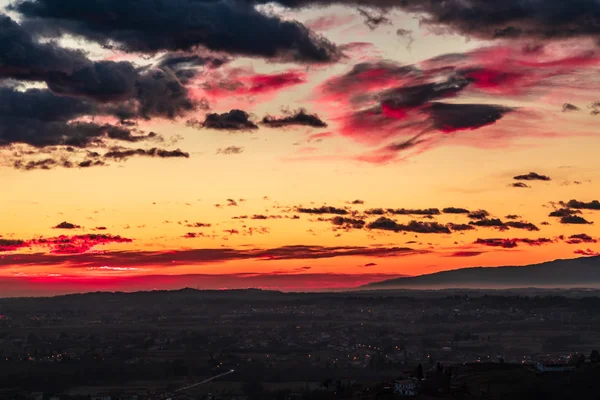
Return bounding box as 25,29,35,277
394,379,418,396
536,361,575,372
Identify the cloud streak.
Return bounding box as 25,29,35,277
0,244,426,269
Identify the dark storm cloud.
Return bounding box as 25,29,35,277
468,210,490,220
0,16,196,118
350,199,365,205
103,147,190,160
560,215,593,225
118,68,196,120
469,218,508,230
395,0,600,42
249,0,600,45
261,109,328,128
505,221,539,231
562,103,580,112
12,0,341,62
0,88,161,148
366,217,451,234
471,218,541,232
0,87,93,125
565,233,597,244
560,199,600,210
446,223,475,231
44,60,138,103
387,208,440,216
202,110,258,131
513,172,551,181
427,102,514,133
156,53,229,71
475,237,553,249
53,221,81,229
331,216,366,229
505,214,520,220
511,182,530,188
549,208,581,218
365,208,386,215
0,16,196,161
443,207,470,214
0,14,87,81
297,206,348,215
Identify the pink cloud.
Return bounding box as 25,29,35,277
307,131,334,142
305,14,356,32
189,68,307,109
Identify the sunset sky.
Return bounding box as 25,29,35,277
1,0,600,296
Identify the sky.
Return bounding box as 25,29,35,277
1,0,600,296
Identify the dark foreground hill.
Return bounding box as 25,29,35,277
364,255,600,289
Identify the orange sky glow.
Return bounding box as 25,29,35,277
1,1,600,296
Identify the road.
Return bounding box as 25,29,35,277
175,369,236,392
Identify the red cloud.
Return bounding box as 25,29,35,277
574,249,600,257
1,234,132,255
245,72,306,94
194,68,307,107
313,41,600,164
0,239,27,252
464,69,526,95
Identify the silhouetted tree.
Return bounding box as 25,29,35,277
416,364,424,381
590,350,600,363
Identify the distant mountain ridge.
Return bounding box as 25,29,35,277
364,255,600,289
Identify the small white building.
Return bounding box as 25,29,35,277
394,379,418,396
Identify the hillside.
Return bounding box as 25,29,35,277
364,255,600,289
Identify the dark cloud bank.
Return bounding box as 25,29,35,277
11,0,340,62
